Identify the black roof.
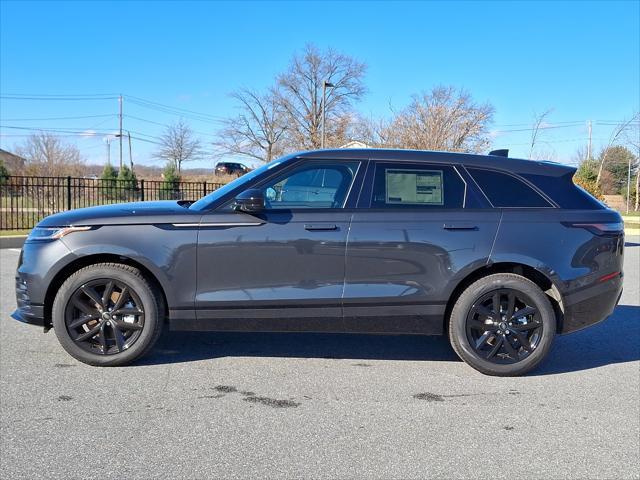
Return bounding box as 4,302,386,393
295,149,575,177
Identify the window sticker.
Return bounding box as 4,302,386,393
385,169,444,205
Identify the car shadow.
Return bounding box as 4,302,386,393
533,304,640,375
138,305,640,375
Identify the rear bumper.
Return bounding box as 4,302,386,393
561,274,623,334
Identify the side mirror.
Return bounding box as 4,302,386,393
234,188,265,213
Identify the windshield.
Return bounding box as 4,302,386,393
189,158,286,211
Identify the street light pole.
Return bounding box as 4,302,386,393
127,131,133,170
118,94,123,171
321,80,334,149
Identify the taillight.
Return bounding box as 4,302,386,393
564,221,624,236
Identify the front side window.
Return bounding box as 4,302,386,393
467,168,552,208
371,162,465,209
260,161,360,209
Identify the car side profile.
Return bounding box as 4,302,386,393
13,149,624,376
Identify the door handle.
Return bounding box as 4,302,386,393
443,223,478,231
304,223,338,231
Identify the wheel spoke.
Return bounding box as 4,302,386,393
475,331,493,349
81,286,103,309
512,329,533,352
511,306,536,321
486,337,504,359
513,321,541,332
112,324,126,352
503,335,519,358
475,304,494,320
469,319,489,331
112,307,143,316
114,319,143,331
492,292,501,315
112,287,129,312
68,314,99,329
506,292,516,319
101,281,115,308
98,323,108,353
75,324,101,342
72,297,98,317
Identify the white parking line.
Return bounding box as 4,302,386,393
8,248,21,253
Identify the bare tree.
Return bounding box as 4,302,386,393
155,120,204,172
595,113,639,187
15,132,84,176
529,108,553,159
620,115,640,211
277,44,367,149
215,87,287,163
364,86,494,153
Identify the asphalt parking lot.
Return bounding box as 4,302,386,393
1,242,639,480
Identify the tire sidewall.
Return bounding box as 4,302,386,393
52,265,160,366
450,274,556,376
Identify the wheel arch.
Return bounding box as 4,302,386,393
43,253,169,328
443,262,565,335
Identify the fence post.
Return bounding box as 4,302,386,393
66,176,72,210
203,181,207,197
140,179,145,202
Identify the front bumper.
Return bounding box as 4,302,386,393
561,273,623,334
11,308,47,328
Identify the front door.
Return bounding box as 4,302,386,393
195,159,362,331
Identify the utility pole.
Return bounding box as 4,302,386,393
587,120,592,160
118,94,123,171
321,80,334,149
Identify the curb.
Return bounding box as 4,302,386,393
0,236,27,249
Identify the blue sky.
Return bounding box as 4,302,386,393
1,0,638,169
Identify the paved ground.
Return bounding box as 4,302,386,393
1,242,638,480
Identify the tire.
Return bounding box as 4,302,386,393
52,263,164,366
448,273,556,376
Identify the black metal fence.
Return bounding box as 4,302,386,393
0,175,225,230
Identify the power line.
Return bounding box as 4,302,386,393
0,114,116,121
0,95,119,101
124,114,217,137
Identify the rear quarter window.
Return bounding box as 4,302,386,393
467,168,552,208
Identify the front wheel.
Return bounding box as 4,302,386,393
449,273,556,376
52,263,164,366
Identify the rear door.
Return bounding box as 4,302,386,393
343,160,500,334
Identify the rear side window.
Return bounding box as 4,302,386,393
371,163,465,209
467,168,552,208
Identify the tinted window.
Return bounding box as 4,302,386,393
468,168,552,208
371,163,465,209
262,161,359,209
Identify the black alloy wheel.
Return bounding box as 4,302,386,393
52,263,164,366
65,279,145,355
448,273,556,376
465,288,543,364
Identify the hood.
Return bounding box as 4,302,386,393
37,201,200,227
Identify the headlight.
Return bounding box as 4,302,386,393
26,226,92,242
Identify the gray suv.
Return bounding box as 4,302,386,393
13,149,624,376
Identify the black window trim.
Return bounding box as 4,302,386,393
463,166,558,209
364,159,468,209
217,157,364,212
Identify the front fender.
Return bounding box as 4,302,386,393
59,224,198,310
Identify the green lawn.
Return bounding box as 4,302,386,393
0,229,30,237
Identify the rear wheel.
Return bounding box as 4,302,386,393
449,273,556,376
52,263,164,366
